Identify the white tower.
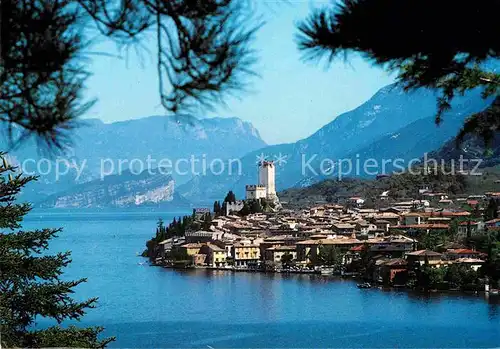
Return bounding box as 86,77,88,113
258,161,276,199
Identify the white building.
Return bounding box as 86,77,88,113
258,161,276,199
245,185,266,200
245,161,278,200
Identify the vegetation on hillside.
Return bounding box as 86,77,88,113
280,169,468,207
142,211,210,259
0,154,114,347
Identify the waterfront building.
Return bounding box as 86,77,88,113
233,242,261,267
406,250,443,267
264,245,297,263
185,231,214,243
179,243,204,256
296,237,362,264
199,243,227,267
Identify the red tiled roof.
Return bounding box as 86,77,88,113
459,221,481,226
446,249,480,254
406,249,442,257
390,224,449,230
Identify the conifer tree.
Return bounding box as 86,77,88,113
485,199,499,221
1,0,259,150
224,191,237,204
0,154,114,347
297,0,500,142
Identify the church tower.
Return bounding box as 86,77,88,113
258,161,276,199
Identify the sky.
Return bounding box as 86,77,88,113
84,1,395,145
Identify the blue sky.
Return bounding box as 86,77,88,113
84,1,394,145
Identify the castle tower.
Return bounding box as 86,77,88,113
258,161,276,199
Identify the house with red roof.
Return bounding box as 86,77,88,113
444,248,485,260
457,221,484,237
406,250,443,266
485,218,500,228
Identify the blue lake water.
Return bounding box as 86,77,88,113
24,210,500,348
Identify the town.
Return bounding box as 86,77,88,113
143,161,500,294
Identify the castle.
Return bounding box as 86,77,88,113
245,161,277,200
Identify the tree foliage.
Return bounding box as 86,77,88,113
1,0,259,150
297,0,500,142
224,190,237,204
280,252,294,268
0,154,114,347
485,198,499,221
315,245,344,268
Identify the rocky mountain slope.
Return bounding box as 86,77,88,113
39,168,187,208
429,132,500,169
178,84,493,201
3,115,266,203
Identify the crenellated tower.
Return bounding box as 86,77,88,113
258,161,276,199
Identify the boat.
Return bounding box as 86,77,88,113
320,267,334,275
357,282,372,289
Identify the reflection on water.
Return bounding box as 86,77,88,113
23,213,500,348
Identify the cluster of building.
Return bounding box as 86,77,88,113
152,163,500,286
156,200,494,281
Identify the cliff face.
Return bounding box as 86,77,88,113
3,114,266,204
178,84,492,201
39,169,186,208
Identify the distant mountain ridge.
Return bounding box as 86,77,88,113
178,84,493,201
429,133,500,168
39,168,187,208
3,115,266,204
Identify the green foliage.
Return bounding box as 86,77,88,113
168,247,192,264
280,252,294,267
280,170,468,208
202,213,212,230
471,204,482,219
315,245,344,268
213,201,222,216
144,214,199,260
239,199,265,216
1,0,259,150
297,0,500,142
224,190,237,204
444,264,479,289
416,264,447,291
485,198,499,221
418,230,450,251
0,154,114,347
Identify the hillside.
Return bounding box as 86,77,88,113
179,84,492,201
3,115,266,203
279,170,469,208
429,133,500,169
39,168,188,208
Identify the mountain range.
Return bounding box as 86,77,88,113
39,168,187,209
178,84,493,201
3,115,266,204
12,82,497,208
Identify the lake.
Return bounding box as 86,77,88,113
24,210,500,348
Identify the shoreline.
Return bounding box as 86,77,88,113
148,261,500,297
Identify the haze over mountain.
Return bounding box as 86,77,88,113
178,84,493,201
19,82,496,208
39,168,187,209
3,115,266,203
